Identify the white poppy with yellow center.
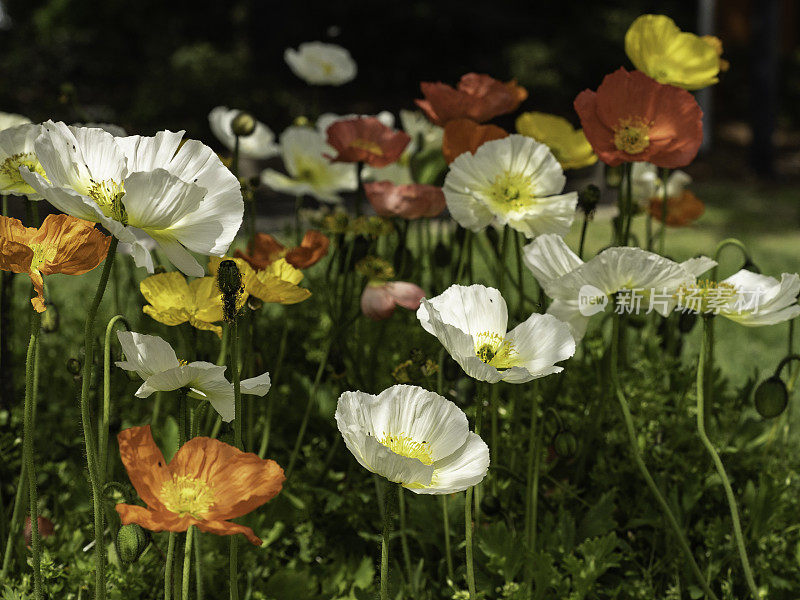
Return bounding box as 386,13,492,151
0,123,45,199
443,135,578,238
417,284,575,384
284,42,357,86
261,126,357,203
335,384,489,494
208,106,279,160
116,331,271,422
22,121,243,277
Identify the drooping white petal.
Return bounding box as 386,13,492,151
122,169,205,231
503,313,576,380
522,234,583,296
721,270,800,326
115,331,180,381
183,363,236,422
241,372,272,396
680,256,716,278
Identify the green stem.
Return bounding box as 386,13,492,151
622,163,633,245
80,236,118,600
514,230,525,316
697,317,760,598
258,319,289,458
101,315,130,477
286,337,333,477
610,314,718,600
524,385,541,552
578,214,590,259
24,309,42,599
465,487,476,599
229,313,243,600
165,532,176,600
454,230,472,283
182,527,194,600
194,529,204,600
380,483,396,600
1,463,26,577
657,167,670,254
441,495,454,583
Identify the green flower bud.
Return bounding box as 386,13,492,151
754,376,788,419
553,430,578,458
66,357,82,376
577,184,600,217
231,112,257,137
115,523,150,565
217,260,243,323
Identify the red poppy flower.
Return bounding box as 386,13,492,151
574,68,703,168
361,281,426,321
442,118,508,164
235,230,330,270
364,181,446,219
415,73,528,126
325,117,410,167
648,190,705,226
115,425,284,545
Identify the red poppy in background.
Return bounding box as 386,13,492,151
441,118,508,164
574,68,703,168
325,117,410,167
235,230,330,270
416,73,527,126
648,190,705,226
361,281,426,321
365,181,446,219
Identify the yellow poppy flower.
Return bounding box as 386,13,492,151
140,272,225,337
625,14,721,91
515,112,597,170
208,256,311,305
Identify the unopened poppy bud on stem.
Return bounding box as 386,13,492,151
231,112,257,137
217,259,243,322
115,523,150,564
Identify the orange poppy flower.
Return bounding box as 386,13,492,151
364,181,446,219
648,190,705,226
0,213,110,312
415,73,528,126
235,230,330,270
574,68,703,168
442,118,508,164
325,117,410,167
115,425,285,546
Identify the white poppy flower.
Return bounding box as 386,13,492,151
261,126,357,203
73,122,128,137
335,384,489,494
284,41,357,86
676,269,800,326
631,162,692,202
0,123,44,198
0,112,31,131
21,122,243,277
115,331,270,422
399,109,443,151
208,106,279,160
523,234,716,341
417,284,575,384
443,135,578,238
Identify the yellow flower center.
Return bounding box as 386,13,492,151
28,242,58,273
614,118,651,155
675,279,738,314
349,138,383,156
0,153,45,188
293,157,326,185
160,475,215,518
474,331,518,369
487,171,535,210
87,178,127,224
379,432,433,465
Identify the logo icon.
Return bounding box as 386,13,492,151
578,285,608,316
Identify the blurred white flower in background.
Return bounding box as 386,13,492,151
208,106,279,159
284,42,357,86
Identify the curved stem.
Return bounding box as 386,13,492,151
697,317,760,598
182,526,194,600
610,315,719,600
165,531,176,600
24,309,42,599
711,238,750,281
286,337,332,477
80,237,118,600
100,315,129,477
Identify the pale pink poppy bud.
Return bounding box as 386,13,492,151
361,281,426,320
365,181,446,219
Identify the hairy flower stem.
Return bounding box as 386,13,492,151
465,487,477,599
380,483,397,600
524,382,541,550
436,349,455,583
697,317,761,598
80,236,118,600
610,315,718,600
397,486,413,582
229,313,243,600
24,309,42,599
100,315,129,477
182,526,194,600
165,532,176,600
